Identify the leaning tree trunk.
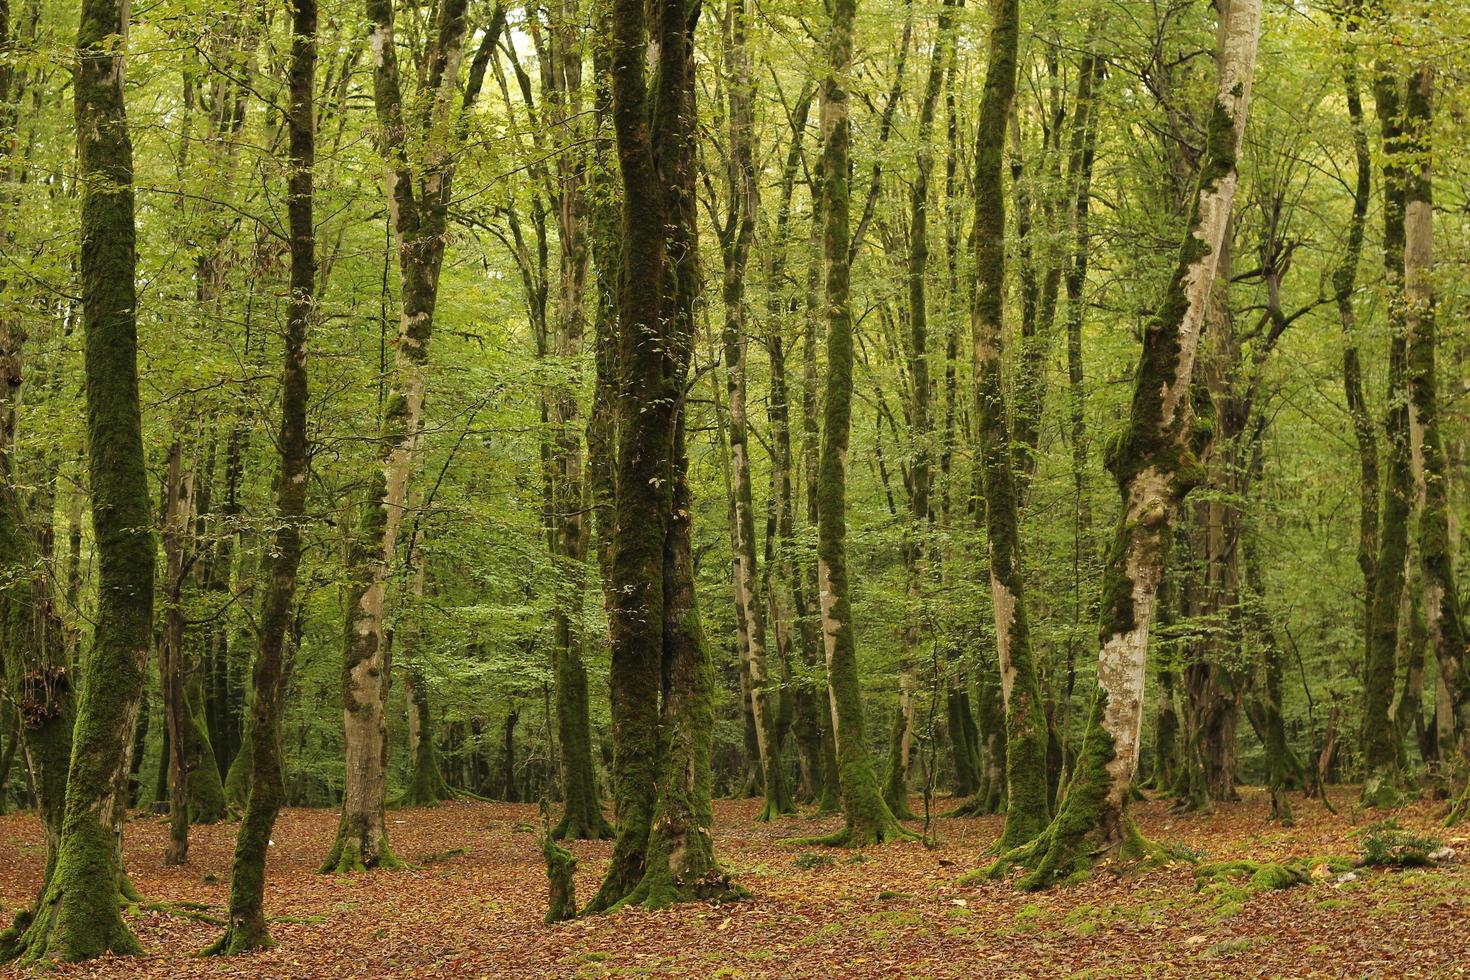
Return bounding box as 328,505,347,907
4,0,154,958
806,0,913,848
969,0,1048,852
203,0,314,949
324,0,470,873
989,0,1260,890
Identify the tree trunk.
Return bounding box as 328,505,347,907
585,0,704,913
1334,10,1379,787
809,0,912,848
203,0,313,947
324,0,471,873
1360,55,1412,808
993,0,1260,889
719,0,791,822
4,0,154,957
1401,69,1470,821
970,0,1048,851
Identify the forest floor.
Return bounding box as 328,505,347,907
1,789,1467,978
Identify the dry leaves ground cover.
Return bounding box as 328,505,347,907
1,789,1466,978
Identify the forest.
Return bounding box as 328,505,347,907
0,0,1468,974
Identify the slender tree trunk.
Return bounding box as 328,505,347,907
991,0,1260,889
325,0,471,872
1361,56,1412,808
718,0,791,822
1399,70,1470,822
1334,10,1378,760
807,0,913,848
970,0,1048,851
204,0,313,948
4,0,154,957
1059,24,1105,788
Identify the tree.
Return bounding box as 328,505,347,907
323,0,474,873
970,0,1049,851
202,0,315,952
988,0,1261,890
585,0,728,912
804,0,914,848
3,0,155,958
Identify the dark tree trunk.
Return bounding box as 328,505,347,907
5,0,155,957
203,0,313,950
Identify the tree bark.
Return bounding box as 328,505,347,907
5,0,154,957
1360,53,1411,808
970,0,1049,851
325,0,471,872
203,0,313,948
992,0,1260,889
808,0,913,847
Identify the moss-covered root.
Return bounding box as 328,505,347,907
318,815,405,874
1194,856,1353,902
1447,783,1470,827
551,802,614,841
541,834,578,923
1361,769,1408,809
3,872,144,965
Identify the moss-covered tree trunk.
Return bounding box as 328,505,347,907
807,0,912,848
6,0,154,957
160,441,194,864
718,0,791,823
800,158,841,816
1060,23,1106,788
1334,8,1378,765
583,0,696,913
325,0,470,873
1400,69,1470,817
0,323,74,955
969,0,1048,852
203,0,313,948
990,0,1259,890
530,0,610,842
761,87,821,804
1360,57,1411,809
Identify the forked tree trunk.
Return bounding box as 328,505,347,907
324,0,471,873
990,0,1260,890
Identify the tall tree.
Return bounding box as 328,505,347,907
585,0,725,912
806,0,914,847
203,0,315,951
3,0,155,958
971,0,1048,850
1360,31,1412,807
718,0,792,822
324,0,474,872
988,0,1261,889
